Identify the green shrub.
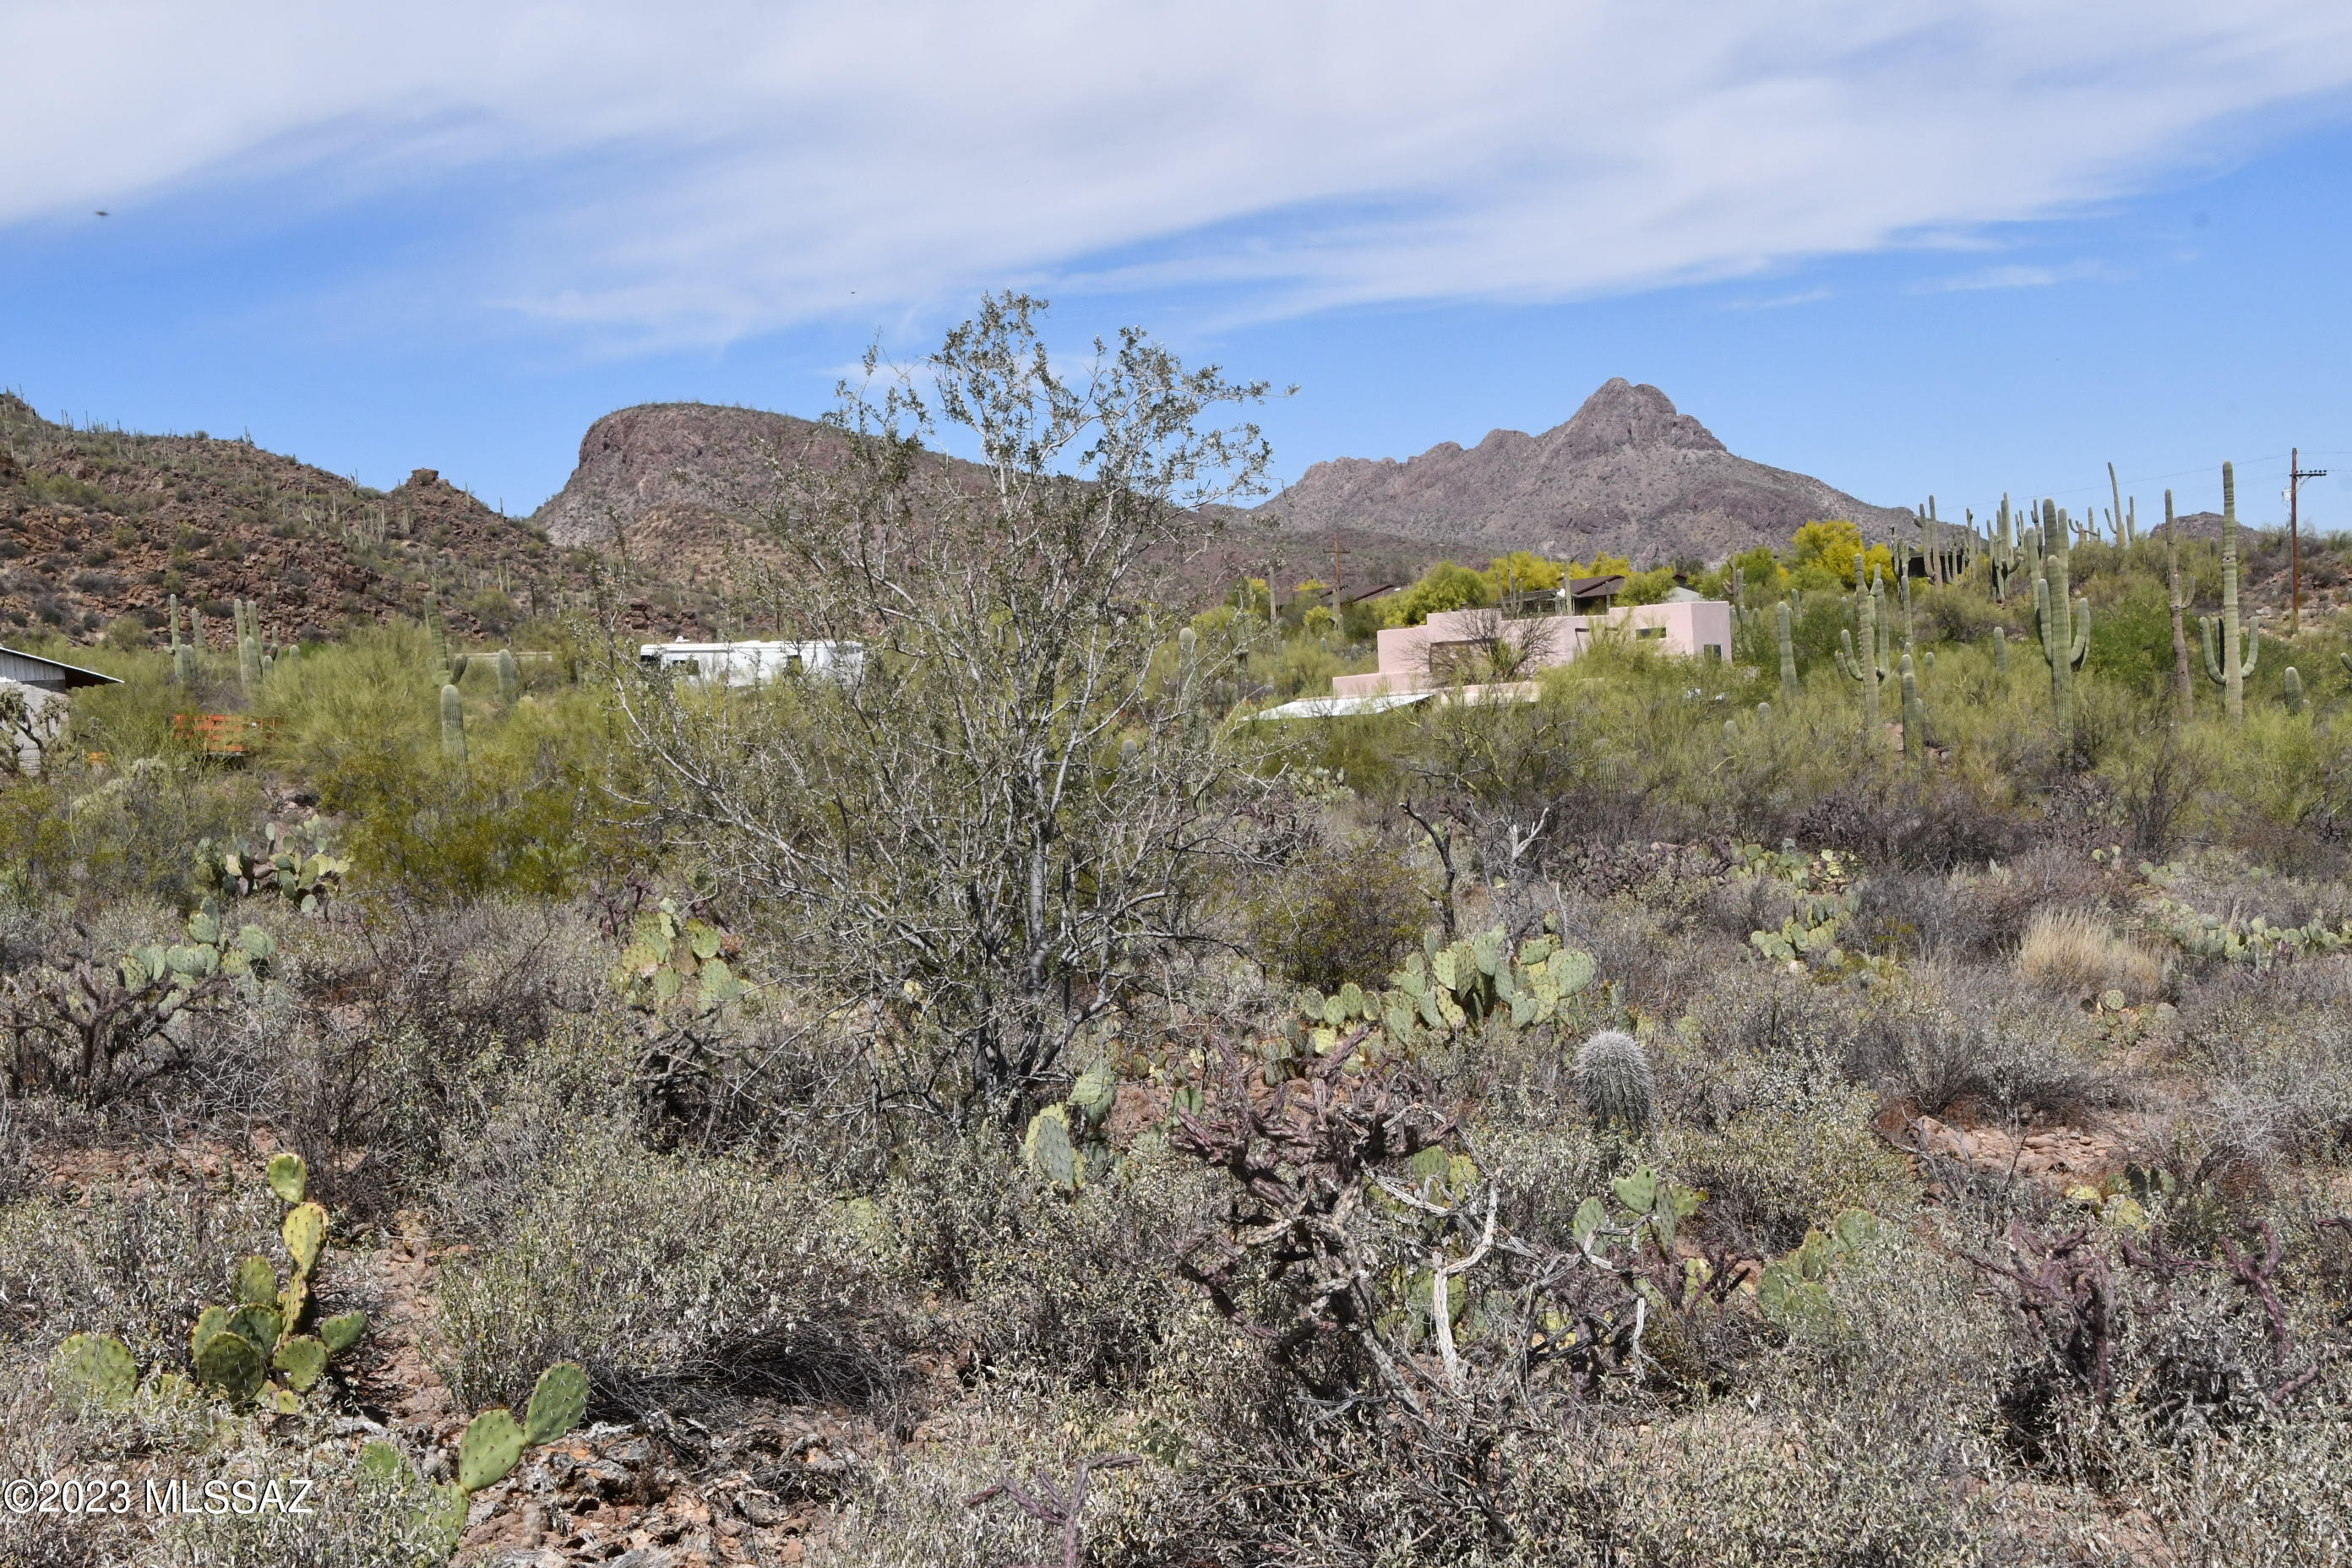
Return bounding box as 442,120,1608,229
1242,833,1429,991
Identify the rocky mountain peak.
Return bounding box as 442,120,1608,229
1257,378,1909,564
1553,378,1726,460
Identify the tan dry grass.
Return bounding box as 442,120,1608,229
2017,907,2163,998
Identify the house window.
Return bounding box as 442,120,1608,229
1636,627,1666,640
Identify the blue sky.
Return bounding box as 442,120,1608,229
4,2,2352,532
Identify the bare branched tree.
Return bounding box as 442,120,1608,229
1419,607,1570,689
616,295,1290,1124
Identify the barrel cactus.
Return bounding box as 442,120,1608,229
1575,1029,1654,1135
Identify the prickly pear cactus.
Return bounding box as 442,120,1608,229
1069,1060,1118,1130
1757,1209,1883,1329
267,1152,308,1203
1022,1104,1081,1190
457,1407,526,1494
231,1253,276,1306
283,1200,326,1276
611,901,743,1015
523,1362,589,1446
320,1311,368,1353
52,1332,138,1407
195,1329,266,1403
273,1336,329,1392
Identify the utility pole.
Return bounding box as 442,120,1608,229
2288,449,2328,635
1331,532,1342,623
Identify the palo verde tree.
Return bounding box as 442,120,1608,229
618,294,1285,1124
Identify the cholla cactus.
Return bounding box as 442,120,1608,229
1575,1029,1654,1135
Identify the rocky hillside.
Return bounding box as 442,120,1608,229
1257,378,1916,565
535,401,1479,606
534,403,822,553
0,395,727,647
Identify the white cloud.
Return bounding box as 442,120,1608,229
4,1,2350,345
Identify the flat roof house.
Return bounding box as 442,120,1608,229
1329,596,1732,700
0,645,122,774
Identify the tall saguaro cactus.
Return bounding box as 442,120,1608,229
2199,462,2257,725
1899,653,1925,765
2164,490,2193,719
234,599,264,693
1990,496,2017,603
1835,568,1886,736
167,594,195,687
2034,499,2090,736
1775,600,1798,704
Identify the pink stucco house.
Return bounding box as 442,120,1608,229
1329,598,1733,699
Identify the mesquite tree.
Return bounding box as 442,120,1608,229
618,295,1285,1124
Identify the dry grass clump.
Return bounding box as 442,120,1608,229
2017,906,2164,998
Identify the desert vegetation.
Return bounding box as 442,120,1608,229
4,297,2352,1566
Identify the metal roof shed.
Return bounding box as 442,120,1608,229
0,645,123,691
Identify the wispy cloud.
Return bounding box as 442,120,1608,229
4,2,2350,347
1909,260,2116,293
1722,287,1834,311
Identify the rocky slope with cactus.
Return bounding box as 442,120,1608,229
1257,377,1918,566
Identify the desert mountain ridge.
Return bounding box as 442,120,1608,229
1256,378,1918,565
0,378,1986,649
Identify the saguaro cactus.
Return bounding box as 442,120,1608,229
1990,496,2017,603
440,684,467,764
1775,600,1798,703
496,648,519,706
1834,569,1886,735
2200,462,2257,725
234,599,264,692
1895,553,1917,656
2284,667,2305,716
168,595,195,686
1899,652,1925,765
2164,490,2193,719
2034,501,2090,736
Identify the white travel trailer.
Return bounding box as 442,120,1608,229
636,639,864,687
